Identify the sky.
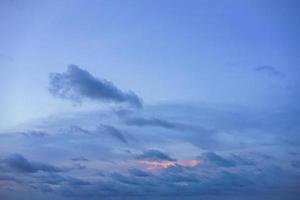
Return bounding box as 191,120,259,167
0,0,300,200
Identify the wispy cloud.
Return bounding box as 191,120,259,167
98,124,128,144
2,154,63,173
49,65,142,107
137,160,200,171
136,149,176,162
124,116,191,130
255,65,285,77
0,53,13,62
71,156,89,162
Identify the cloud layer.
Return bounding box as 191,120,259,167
1,103,300,200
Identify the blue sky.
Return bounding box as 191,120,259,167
1,0,299,128
0,0,300,199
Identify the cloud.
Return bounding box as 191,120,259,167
137,149,176,162
1,103,300,199
114,108,188,130
110,173,151,186
0,174,18,182
198,152,254,168
255,65,285,77
291,160,300,168
98,124,128,144
71,156,89,162
21,130,49,138
0,53,13,62
128,168,150,177
123,116,191,131
49,65,142,107
34,173,90,186
159,171,199,183
137,160,200,171
68,125,91,135
199,152,236,167
2,154,63,173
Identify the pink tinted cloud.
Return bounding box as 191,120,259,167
137,159,200,171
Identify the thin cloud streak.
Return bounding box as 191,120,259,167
255,65,285,77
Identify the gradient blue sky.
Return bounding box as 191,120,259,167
0,1,300,200
1,0,299,128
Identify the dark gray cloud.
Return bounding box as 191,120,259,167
98,124,128,144
21,130,49,138
128,168,150,177
71,156,89,162
35,173,90,186
291,160,300,168
124,116,191,131
212,170,253,188
114,108,191,131
110,173,153,186
159,171,199,183
55,124,130,148
200,152,236,167
255,65,285,77
2,154,63,173
229,154,255,166
67,125,91,135
49,65,142,107
198,152,255,168
0,174,18,182
137,149,176,161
